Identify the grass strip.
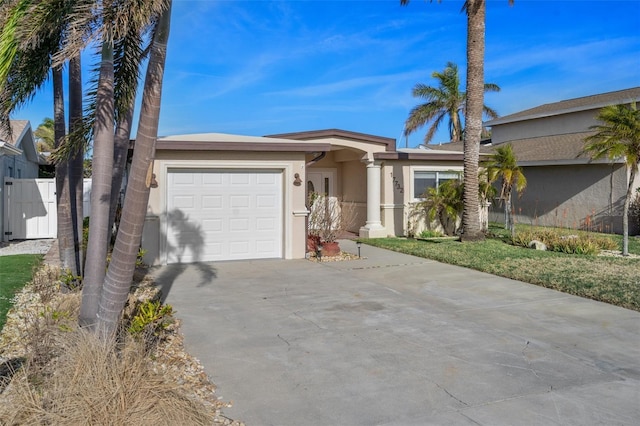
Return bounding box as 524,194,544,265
0,254,42,330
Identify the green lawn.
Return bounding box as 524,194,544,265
361,224,640,311
0,254,42,330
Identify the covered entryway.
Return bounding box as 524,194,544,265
166,169,283,263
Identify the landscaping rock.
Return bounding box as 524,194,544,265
528,240,547,251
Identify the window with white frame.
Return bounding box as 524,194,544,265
413,170,461,199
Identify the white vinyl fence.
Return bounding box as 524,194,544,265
2,178,92,241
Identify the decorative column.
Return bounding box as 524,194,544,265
359,159,387,238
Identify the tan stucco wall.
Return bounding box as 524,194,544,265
143,150,308,264
340,160,366,233
380,160,464,237
489,163,636,234
491,109,598,145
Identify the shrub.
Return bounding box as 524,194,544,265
513,227,617,255
0,331,214,425
418,229,444,238
127,300,174,337
631,189,640,232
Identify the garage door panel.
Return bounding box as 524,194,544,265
202,173,223,185
167,169,282,263
201,218,222,232
202,195,223,209
229,217,250,232
256,239,278,252
230,173,250,185
172,173,196,185
230,195,250,208
256,194,278,208
172,195,196,209
255,217,276,230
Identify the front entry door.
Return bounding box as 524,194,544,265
307,170,335,198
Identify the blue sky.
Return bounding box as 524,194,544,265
14,0,640,148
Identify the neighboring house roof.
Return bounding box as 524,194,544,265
498,131,623,166
0,120,46,163
486,87,640,126
157,132,331,152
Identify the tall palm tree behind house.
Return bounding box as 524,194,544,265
404,61,500,145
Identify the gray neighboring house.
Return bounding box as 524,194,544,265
484,87,640,235
0,120,47,239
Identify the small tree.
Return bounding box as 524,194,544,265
485,144,527,238
308,193,357,244
418,179,464,236
583,102,640,256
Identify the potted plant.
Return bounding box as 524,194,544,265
307,193,356,257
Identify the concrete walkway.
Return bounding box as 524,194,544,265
153,240,640,426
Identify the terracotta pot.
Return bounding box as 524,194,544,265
320,241,340,257
307,235,321,252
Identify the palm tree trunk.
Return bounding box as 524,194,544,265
504,197,509,229
79,40,115,329
108,104,135,239
97,2,172,338
622,166,636,256
53,65,75,272
461,0,486,241
507,190,515,239
68,54,84,277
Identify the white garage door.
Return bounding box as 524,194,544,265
166,169,283,263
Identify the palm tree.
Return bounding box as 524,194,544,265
583,102,640,256
34,117,54,152
0,1,85,276
401,0,513,241
1,0,170,334
419,178,464,235
404,61,499,144
79,38,116,328
484,143,526,238
97,1,173,337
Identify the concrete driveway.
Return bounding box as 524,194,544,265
153,240,640,426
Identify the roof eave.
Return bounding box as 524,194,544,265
0,141,22,156
519,158,625,167
156,140,332,153
486,96,640,127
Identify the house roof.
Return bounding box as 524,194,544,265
157,132,331,152
486,87,640,126
0,120,44,163
265,129,396,151
495,131,622,166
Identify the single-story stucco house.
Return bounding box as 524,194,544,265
1,120,48,240
140,129,469,265
482,87,640,235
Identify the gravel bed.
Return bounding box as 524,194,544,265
0,239,55,256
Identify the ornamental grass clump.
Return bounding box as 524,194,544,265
513,228,618,255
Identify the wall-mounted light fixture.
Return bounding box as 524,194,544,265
293,173,302,186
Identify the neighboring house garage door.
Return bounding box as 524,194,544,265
166,169,283,263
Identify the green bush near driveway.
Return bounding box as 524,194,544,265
0,254,42,330
361,224,640,311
